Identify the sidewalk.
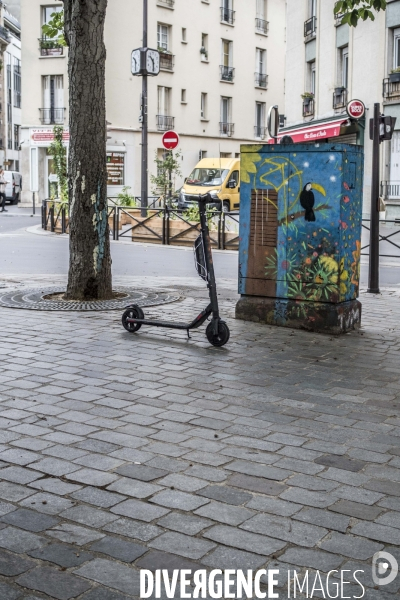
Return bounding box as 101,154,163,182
0,274,399,599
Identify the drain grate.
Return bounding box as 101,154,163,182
0,286,181,312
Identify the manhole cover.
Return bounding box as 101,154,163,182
0,286,181,311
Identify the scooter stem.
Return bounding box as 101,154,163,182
198,197,220,323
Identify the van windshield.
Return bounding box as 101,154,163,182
186,168,229,186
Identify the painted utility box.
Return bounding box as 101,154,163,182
236,143,363,333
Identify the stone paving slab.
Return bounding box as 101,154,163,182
0,277,399,598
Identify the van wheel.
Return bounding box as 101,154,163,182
222,201,230,213
11,194,19,205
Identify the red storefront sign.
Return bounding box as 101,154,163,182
269,118,349,144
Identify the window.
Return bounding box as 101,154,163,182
221,97,231,123
157,23,170,51
255,102,266,138
256,48,266,74
256,0,267,19
181,89,187,103
201,33,208,60
13,58,21,108
14,125,19,151
339,46,349,88
42,5,63,27
181,28,187,42
6,53,12,150
394,28,400,70
201,93,207,119
222,40,232,67
42,75,64,124
158,86,170,115
308,60,316,95
221,0,235,24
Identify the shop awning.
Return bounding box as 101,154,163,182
270,118,350,144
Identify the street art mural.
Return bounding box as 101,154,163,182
237,143,364,331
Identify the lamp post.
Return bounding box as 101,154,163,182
140,0,148,216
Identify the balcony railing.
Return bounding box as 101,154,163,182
157,0,175,7
220,7,235,25
381,181,400,199
220,65,235,82
333,88,347,109
255,18,269,35
39,38,64,57
220,122,234,136
254,126,267,140
302,98,315,118
159,52,174,71
39,108,66,125
383,77,400,101
156,115,174,131
0,25,10,44
304,16,317,38
335,12,345,26
255,72,268,88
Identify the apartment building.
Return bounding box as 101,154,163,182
3,7,21,171
20,0,286,204
282,0,400,217
0,2,13,168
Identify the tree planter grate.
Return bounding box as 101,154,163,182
0,286,181,312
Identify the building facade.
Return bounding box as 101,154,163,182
20,0,286,204
3,7,21,172
282,0,400,217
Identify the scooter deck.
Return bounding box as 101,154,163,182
125,318,204,331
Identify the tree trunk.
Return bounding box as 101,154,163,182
63,0,112,300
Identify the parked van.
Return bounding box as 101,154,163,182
3,171,22,204
178,158,240,213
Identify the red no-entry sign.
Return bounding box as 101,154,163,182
162,130,179,150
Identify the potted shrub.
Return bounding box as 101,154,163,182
200,46,208,61
390,67,400,83
301,92,314,107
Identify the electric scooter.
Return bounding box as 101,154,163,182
121,193,230,347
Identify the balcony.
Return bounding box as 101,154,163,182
255,72,268,88
220,122,234,136
39,38,64,57
381,181,400,200
255,18,269,35
383,76,400,102
254,126,267,140
159,52,174,71
304,16,317,38
302,97,314,118
335,12,345,26
39,108,66,125
220,7,235,25
333,87,347,110
0,25,10,45
220,65,235,82
157,0,174,7
156,115,174,131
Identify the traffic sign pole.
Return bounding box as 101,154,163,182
140,0,148,216
368,103,381,294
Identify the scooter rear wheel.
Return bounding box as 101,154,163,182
122,305,144,333
206,320,230,347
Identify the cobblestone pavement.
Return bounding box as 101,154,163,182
0,275,399,599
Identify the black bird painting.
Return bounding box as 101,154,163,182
300,183,316,222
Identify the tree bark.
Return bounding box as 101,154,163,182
63,0,112,300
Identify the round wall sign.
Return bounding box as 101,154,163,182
346,99,365,120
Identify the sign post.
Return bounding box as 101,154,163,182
162,131,179,206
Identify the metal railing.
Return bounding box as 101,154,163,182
0,25,10,44
220,65,235,82
41,199,240,250
333,88,347,109
39,38,64,57
302,98,314,117
159,52,174,71
219,122,234,136
304,16,317,37
156,115,174,131
383,77,400,100
220,7,235,24
381,181,400,199
255,18,269,35
39,108,66,125
254,126,267,140
361,219,400,259
157,0,175,6
255,72,268,88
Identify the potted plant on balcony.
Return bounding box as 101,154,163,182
301,92,314,107
200,46,208,61
39,38,63,56
390,67,400,83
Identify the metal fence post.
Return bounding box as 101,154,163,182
50,205,55,232
42,201,46,230
116,208,120,241
61,206,66,233
166,206,170,245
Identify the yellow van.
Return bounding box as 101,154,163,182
178,158,240,213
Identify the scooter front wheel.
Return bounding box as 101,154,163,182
122,305,144,333
206,321,230,347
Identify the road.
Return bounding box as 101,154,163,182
1,210,400,287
